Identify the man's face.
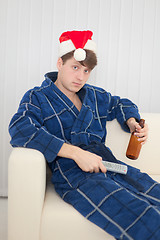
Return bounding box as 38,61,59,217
56,57,91,95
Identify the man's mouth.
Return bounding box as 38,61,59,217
73,82,81,86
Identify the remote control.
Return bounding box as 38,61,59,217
102,161,128,175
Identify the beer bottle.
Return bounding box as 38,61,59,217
126,119,145,160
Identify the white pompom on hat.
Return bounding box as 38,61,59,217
59,30,97,61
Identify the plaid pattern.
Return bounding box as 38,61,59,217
8,71,159,239
52,149,160,240
9,71,140,163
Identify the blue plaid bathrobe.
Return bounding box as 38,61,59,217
9,72,160,239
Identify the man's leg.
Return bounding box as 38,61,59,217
62,171,160,240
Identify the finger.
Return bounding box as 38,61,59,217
141,140,147,145
135,124,142,131
136,123,148,133
130,122,140,133
134,132,146,138
100,162,107,173
94,167,100,173
135,134,148,146
138,136,147,142
135,128,148,137
139,135,148,144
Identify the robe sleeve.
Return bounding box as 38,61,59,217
105,92,141,132
9,90,64,163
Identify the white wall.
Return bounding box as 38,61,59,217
1,0,160,196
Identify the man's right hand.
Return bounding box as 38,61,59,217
57,143,107,173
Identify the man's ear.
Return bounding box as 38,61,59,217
57,57,63,70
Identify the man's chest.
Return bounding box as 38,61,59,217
72,94,82,112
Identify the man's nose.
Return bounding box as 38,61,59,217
77,70,84,80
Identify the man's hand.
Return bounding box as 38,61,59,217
126,118,148,145
73,148,107,173
57,143,107,173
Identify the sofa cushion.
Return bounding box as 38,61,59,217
40,181,115,240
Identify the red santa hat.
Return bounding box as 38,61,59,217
58,30,97,61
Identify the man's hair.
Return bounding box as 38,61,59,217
61,50,97,70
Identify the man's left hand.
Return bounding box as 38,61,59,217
126,118,148,145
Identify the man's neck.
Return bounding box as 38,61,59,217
54,79,75,100
54,79,82,111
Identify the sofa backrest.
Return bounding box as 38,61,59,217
106,113,160,175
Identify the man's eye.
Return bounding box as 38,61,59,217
73,66,78,70
84,69,90,74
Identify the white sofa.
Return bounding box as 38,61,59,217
8,113,160,240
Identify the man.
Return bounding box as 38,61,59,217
9,30,160,239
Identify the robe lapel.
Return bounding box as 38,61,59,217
71,87,94,145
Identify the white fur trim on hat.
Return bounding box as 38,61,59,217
59,39,75,58
84,40,97,54
58,36,97,60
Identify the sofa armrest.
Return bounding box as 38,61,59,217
8,147,46,240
